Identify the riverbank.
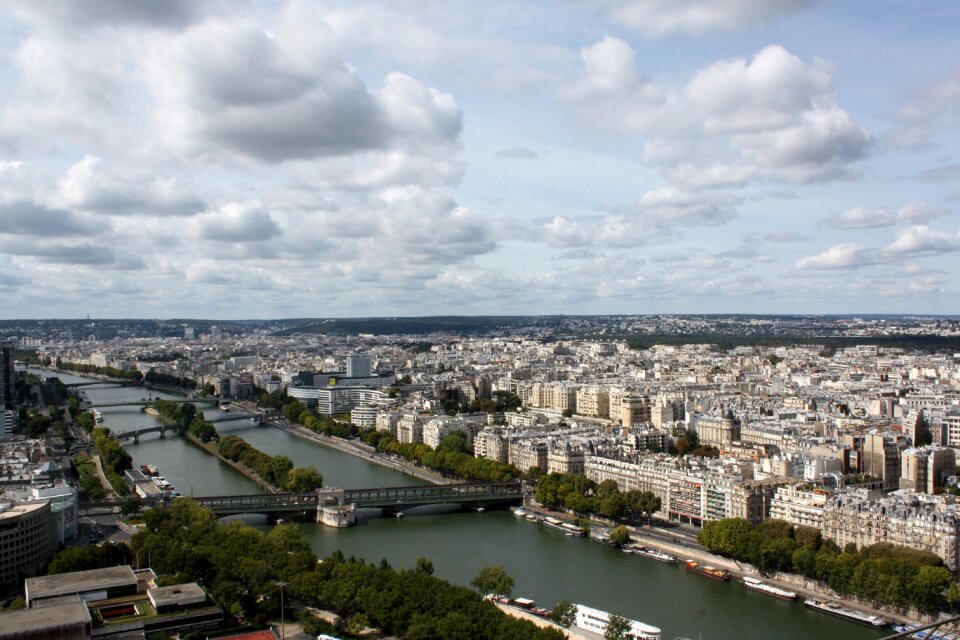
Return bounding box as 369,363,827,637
270,419,452,485
521,502,926,629
183,432,280,494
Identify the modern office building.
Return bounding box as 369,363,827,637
0,342,14,412
346,355,371,378
0,501,57,585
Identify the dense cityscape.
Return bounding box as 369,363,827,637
3,0,960,639
0,315,959,638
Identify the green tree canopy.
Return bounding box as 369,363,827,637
604,613,632,640
470,565,515,599
550,601,577,628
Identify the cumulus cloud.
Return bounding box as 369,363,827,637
193,202,282,243
795,244,878,270
148,18,462,163
53,156,206,216
883,225,960,256
606,0,813,38
0,201,103,236
563,42,873,185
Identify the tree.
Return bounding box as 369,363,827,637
286,466,324,492
121,496,142,516
604,613,632,640
470,565,514,599
414,557,434,575
550,601,577,628
609,525,631,548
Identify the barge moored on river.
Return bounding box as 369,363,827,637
740,576,796,601
803,598,886,628
685,560,730,581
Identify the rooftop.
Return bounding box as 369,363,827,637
25,565,136,603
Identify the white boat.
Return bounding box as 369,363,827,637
573,603,660,640
627,545,679,564
803,598,886,628
741,576,797,601
512,507,525,516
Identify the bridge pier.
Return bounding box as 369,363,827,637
133,432,139,444
159,425,165,439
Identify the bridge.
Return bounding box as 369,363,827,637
208,413,262,424
65,380,141,388
114,425,171,443
91,399,219,409
81,481,525,524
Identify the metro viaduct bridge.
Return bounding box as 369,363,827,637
81,481,524,519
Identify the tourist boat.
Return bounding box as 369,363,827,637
525,513,539,522
627,545,679,564
685,560,730,581
540,516,586,537
803,598,886,628
573,603,661,640
740,576,797,601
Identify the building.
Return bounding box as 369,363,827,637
695,409,740,448
822,490,960,570
0,343,14,412
576,387,609,418
620,396,651,428
546,441,585,475
769,483,830,531
346,355,372,379
25,565,139,607
0,501,56,586
13,565,222,640
900,446,956,493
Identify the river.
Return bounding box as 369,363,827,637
48,369,886,640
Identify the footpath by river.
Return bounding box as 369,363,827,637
51,368,892,640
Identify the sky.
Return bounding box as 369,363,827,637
1,0,959,319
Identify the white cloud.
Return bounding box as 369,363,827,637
821,207,896,229
896,201,950,225
563,42,873,185
147,18,462,163
53,156,206,216
607,0,813,38
795,243,878,270
883,225,960,256
193,202,282,243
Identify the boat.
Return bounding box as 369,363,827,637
541,516,587,537
573,603,661,640
525,513,539,522
741,576,797,601
91,409,103,424
685,560,730,581
628,545,679,564
803,598,886,628
512,507,525,517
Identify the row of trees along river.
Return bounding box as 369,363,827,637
49,368,890,639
